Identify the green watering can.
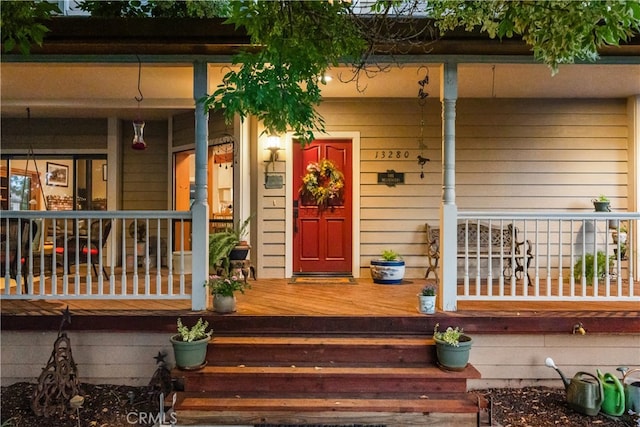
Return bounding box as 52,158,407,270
545,357,603,416
617,367,640,413
597,369,625,417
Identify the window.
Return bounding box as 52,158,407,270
0,156,107,211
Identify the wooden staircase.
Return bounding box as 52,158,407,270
170,335,486,426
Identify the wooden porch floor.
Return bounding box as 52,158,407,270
1,271,638,335
1,275,638,315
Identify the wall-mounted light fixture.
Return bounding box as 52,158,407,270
264,133,283,189
265,133,281,171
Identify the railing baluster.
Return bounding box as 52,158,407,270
156,219,162,296
120,218,127,295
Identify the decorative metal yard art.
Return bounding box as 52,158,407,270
147,351,172,404
416,66,430,179
31,306,82,417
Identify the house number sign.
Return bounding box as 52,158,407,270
374,150,410,159
377,170,404,187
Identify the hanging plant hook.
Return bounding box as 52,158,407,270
135,54,144,104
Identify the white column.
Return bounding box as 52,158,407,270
105,117,121,268
235,115,252,236
629,96,639,282
191,61,210,311
440,62,459,312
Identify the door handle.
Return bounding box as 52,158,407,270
293,200,299,233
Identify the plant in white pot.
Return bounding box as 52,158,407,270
170,318,212,370
418,284,437,314
433,323,473,371
205,271,251,314
370,249,405,284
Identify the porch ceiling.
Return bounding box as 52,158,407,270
1,16,639,120
2,62,639,120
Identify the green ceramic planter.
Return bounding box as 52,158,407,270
170,335,209,370
434,335,472,371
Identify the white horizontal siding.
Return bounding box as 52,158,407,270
468,333,640,389
3,331,636,389
257,97,630,279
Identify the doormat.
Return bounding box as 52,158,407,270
289,275,356,284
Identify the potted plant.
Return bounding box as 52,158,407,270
592,195,611,212
229,216,252,260
433,323,473,371
205,271,251,313
418,284,437,314
573,251,615,282
209,231,238,275
169,317,212,370
370,249,405,284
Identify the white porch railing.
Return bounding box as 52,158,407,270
455,212,638,302
1,211,193,300
2,210,638,308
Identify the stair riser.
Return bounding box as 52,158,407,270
206,344,436,365
182,375,469,394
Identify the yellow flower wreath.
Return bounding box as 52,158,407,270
299,159,345,206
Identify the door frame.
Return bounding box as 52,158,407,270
285,131,361,278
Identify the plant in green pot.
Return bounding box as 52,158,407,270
170,317,212,370
370,249,405,284
592,194,611,212
205,271,251,314
433,323,473,371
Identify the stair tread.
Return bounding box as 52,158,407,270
172,392,486,413
176,364,481,379
212,336,434,346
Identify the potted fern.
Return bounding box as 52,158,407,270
229,216,252,260
170,318,212,370
370,249,405,284
433,323,473,371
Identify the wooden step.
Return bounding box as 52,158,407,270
207,336,436,366
170,392,486,426
175,364,481,394
169,334,483,425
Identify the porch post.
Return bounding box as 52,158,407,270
439,62,458,312
191,60,210,311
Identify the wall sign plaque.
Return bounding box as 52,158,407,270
377,170,404,187
265,174,284,189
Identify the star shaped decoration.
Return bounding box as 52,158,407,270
61,306,72,325
153,351,167,365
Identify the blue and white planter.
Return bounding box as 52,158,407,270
370,259,405,284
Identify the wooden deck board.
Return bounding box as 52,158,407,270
1,276,638,334
2,277,637,314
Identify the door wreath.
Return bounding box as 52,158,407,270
299,159,345,206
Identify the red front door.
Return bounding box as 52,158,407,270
293,140,352,274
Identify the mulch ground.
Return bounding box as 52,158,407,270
1,383,638,426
